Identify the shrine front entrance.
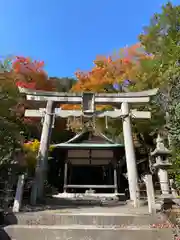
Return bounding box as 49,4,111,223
51,130,127,196
67,164,116,194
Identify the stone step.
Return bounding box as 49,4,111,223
43,196,125,206
3,224,174,240
11,212,168,226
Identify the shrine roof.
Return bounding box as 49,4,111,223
52,143,123,149
52,129,124,149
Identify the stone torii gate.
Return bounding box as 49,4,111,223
18,87,158,206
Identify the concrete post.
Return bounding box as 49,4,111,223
31,100,55,204
63,161,68,193
121,102,139,207
13,174,25,213
169,179,177,196
113,166,118,194
143,174,156,214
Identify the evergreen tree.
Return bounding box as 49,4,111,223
139,2,180,186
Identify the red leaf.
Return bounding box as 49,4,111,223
16,81,36,89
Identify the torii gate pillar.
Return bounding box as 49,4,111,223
30,100,55,204
121,102,139,206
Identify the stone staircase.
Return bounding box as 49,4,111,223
1,204,174,240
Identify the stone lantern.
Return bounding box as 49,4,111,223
151,134,172,197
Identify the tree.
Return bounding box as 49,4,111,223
13,56,56,91
62,44,163,147
50,77,76,92
0,58,23,173
139,1,180,186
12,56,77,144
0,56,74,162
63,43,151,109
61,44,146,133
72,43,150,92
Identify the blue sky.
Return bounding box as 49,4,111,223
0,0,179,78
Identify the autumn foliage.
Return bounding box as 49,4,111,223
10,45,153,113
62,43,153,110
72,43,150,91
1,56,55,127
13,56,56,91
